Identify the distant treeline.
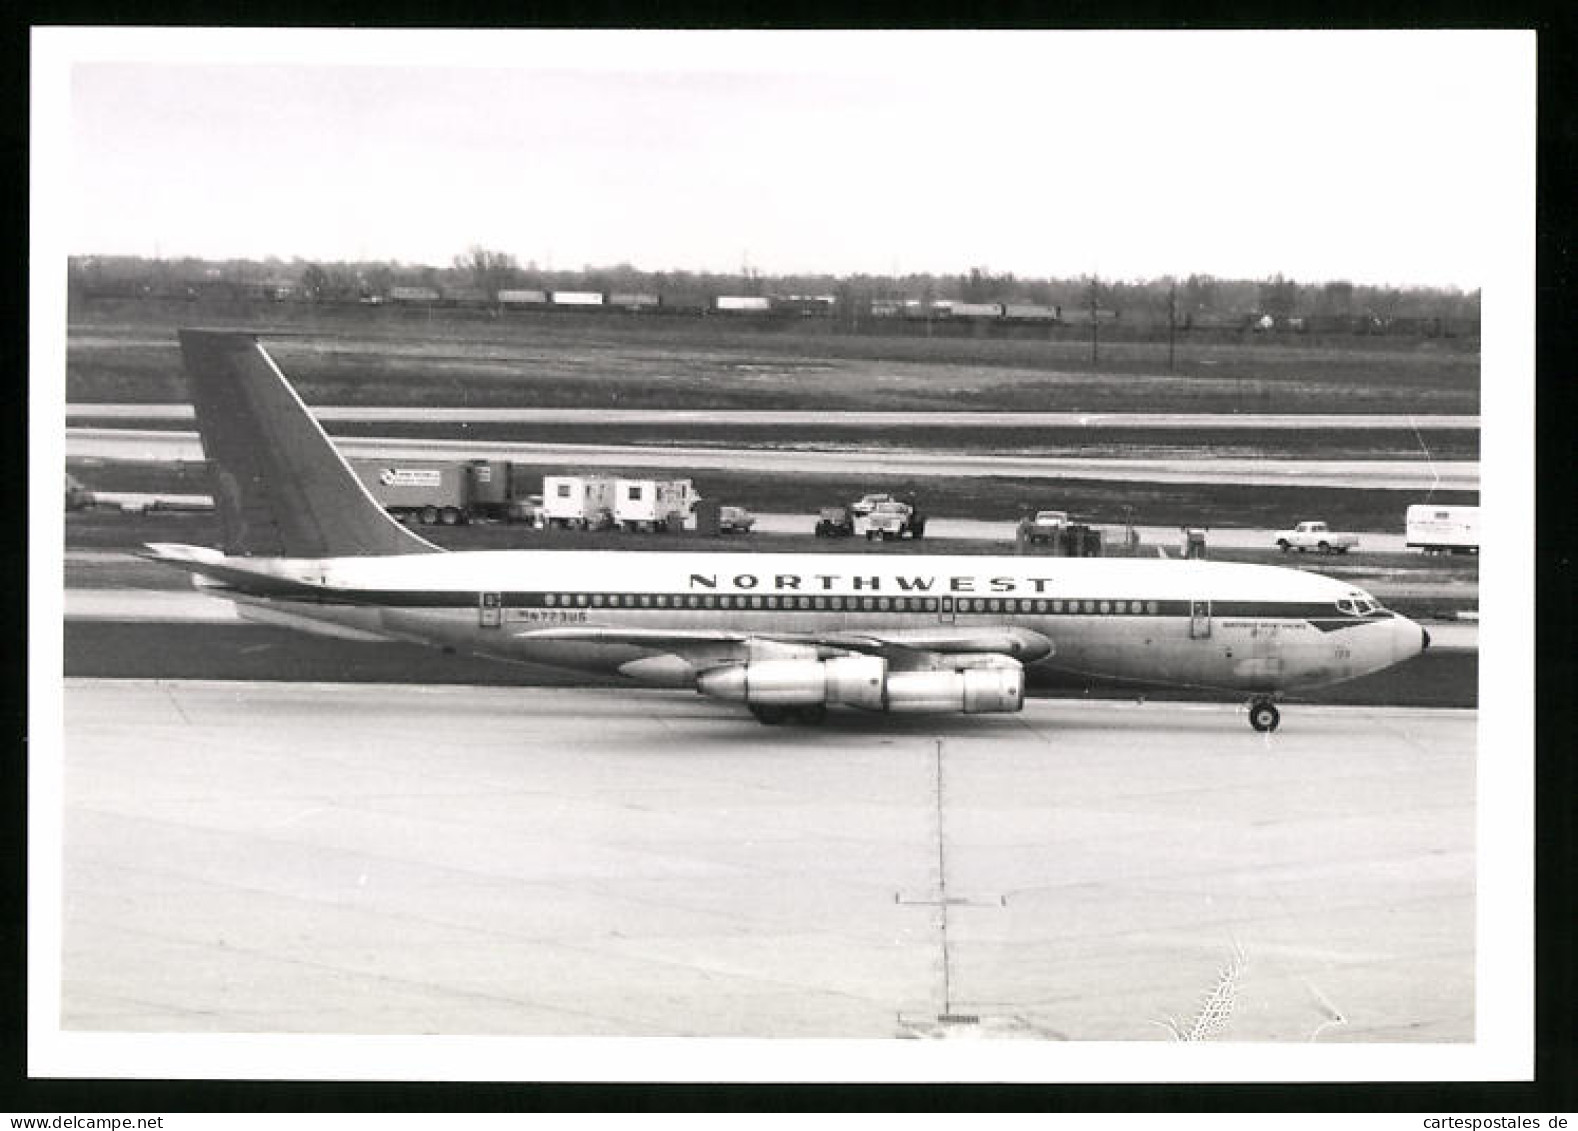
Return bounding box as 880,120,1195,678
67,253,1480,339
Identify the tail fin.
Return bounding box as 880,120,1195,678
178,329,440,558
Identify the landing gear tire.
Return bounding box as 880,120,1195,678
750,704,787,725
1249,700,1281,733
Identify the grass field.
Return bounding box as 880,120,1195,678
63,297,1481,545
66,297,1480,416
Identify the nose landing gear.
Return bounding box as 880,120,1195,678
1248,699,1281,733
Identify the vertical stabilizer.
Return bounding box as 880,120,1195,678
178,329,440,557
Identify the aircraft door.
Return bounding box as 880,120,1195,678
938,596,956,624
479,591,503,628
1189,599,1212,639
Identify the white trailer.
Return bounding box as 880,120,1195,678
1406,504,1479,553
713,295,772,313
950,302,1006,318
497,289,548,305
614,478,696,532
550,290,605,306
542,475,616,529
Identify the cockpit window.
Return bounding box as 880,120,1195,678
1338,591,1381,616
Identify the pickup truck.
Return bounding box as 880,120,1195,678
865,500,927,541
1275,521,1359,554
849,492,895,517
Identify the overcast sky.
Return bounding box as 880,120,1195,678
46,29,1532,288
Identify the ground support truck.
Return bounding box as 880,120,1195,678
1406,505,1479,554
351,458,530,525
615,478,697,532
543,475,618,530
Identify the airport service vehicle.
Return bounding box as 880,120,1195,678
615,478,696,533
1025,510,1070,544
147,330,1431,733
350,458,529,526
1405,505,1479,554
718,506,756,534
849,493,894,518
1275,521,1359,555
865,500,926,541
543,475,617,530
815,507,856,537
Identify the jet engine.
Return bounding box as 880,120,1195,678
695,655,1024,715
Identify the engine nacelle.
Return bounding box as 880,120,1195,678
695,656,1024,714
696,655,887,709
883,667,1024,714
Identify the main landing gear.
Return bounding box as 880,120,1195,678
749,704,828,726
1248,698,1281,733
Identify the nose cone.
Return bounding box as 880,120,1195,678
1393,614,1429,662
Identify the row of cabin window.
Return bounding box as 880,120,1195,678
539,592,1164,615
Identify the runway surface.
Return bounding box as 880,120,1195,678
59,680,1475,1041
67,404,1482,430
65,428,1480,491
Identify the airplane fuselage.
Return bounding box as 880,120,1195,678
179,545,1426,696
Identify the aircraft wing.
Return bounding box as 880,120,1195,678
516,624,1052,670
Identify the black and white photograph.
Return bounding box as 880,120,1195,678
29,27,1534,1084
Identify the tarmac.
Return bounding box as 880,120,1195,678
65,428,1480,491
57,680,1476,1044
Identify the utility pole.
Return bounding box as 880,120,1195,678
1167,278,1177,372
1088,275,1100,366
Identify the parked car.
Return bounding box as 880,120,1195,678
815,506,856,537
718,505,756,534
1022,510,1069,544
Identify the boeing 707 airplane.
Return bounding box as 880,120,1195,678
144,329,1430,730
